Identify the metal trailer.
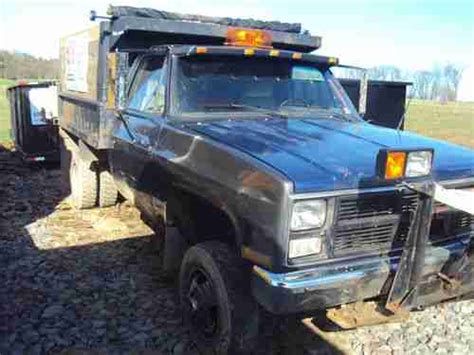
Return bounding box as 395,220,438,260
7,82,60,163
339,79,412,129
58,7,321,151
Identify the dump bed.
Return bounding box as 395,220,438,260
58,6,321,149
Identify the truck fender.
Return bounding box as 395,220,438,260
168,185,244,249
218,203,244,247
78,140,99,165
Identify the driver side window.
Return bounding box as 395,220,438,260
128,56,166,115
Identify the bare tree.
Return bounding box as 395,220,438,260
368,65,402,81
412,71,434,99
443,64,464,101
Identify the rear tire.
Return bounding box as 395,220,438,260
59,129,74,194
98,170,118,207
70,150,97,209
179,241,259,354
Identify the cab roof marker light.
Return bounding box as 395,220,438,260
292,52,302,60
195,46,208,54
244,48,255,56
328,57,339,65
269,49,280,57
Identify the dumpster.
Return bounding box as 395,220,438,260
339,79,412,129
7,81,60,162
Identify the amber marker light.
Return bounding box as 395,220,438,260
269,49,280,57
328,57,339,65
385,151,407,179
244,48,255,56
292,52,303,60
195,47,208,54
225,27,272,48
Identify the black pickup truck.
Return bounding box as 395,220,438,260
58,6,474,353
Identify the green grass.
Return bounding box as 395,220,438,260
0,79,473,148
406,99,474,148
0,79,14,142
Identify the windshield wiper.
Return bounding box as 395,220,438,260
203,103,288,119
328,111,354,122
297,107,353,122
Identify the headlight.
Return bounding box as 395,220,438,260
406,151,432,177
291,200,327,231
289,237,322,259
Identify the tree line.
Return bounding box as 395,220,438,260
339,63,464,101
0,49,465,101
0,50,59,81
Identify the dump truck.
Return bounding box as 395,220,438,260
58,6,473,353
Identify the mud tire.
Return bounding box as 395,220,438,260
98,170,118,208
69,149,97,209
179,241,259,354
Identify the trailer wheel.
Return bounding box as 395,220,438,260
98,170,118,207
179,241,259,354
70,152,97,209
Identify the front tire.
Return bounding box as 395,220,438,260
179,241,259,354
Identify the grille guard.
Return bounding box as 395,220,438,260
386,181,473,312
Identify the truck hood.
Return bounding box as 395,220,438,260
185,118,474,193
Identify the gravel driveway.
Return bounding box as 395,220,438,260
0,146,472,354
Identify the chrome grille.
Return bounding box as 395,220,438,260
455,213,473,230
333,191,418,256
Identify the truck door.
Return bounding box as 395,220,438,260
110,54,167,206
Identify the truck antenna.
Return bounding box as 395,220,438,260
396,97,412,133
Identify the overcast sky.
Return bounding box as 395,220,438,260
1,0,473,71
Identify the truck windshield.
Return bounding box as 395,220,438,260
171,55,359,121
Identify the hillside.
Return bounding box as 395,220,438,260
0,50,58,80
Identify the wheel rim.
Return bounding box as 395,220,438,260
186,267,220,339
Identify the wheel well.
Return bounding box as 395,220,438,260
167,188,239,248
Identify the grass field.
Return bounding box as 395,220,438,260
0,79,14,141
405,99,474,148
0,79,473,147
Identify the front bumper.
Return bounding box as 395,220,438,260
252,235,473,314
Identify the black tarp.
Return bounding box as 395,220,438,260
108,6,302,34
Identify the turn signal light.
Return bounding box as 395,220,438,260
225,27,272,48
385,151,406,180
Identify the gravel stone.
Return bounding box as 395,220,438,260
0,145,472,354
41,305,64,319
